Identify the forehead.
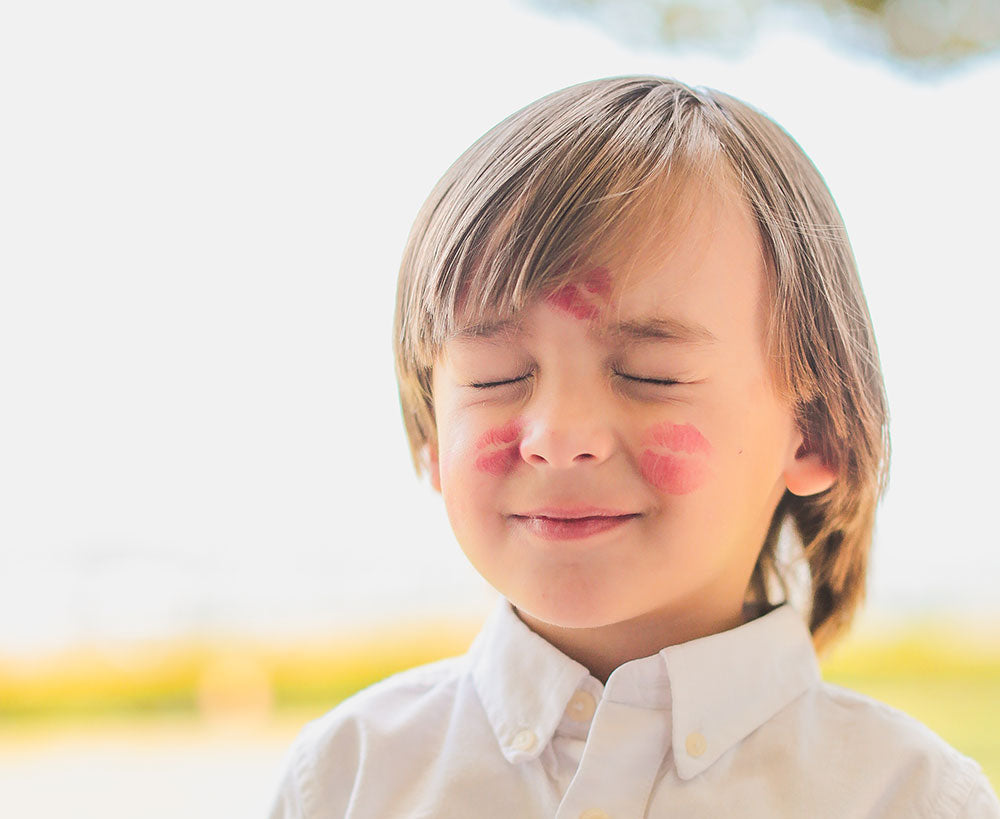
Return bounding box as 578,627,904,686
450,179,766,346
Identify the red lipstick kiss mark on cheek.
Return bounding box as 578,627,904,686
473,419,523,476
647,422,712,455
544,267,612,320
639,451,708,494
640,422,712,495
475,447,520,476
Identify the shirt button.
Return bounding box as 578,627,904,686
511,728,537,752
685,732,707,758
566,690,597,722
579,810,610,819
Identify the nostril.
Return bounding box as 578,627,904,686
520,429,613,468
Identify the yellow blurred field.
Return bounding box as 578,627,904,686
1,617,998,798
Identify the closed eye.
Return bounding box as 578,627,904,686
614,369,683,386
469,373,532,389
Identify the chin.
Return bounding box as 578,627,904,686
513,589,631,631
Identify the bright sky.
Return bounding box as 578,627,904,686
1,0,998,653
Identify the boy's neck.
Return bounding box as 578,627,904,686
514,601,752,684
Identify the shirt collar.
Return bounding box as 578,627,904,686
469,598,592,763
468,598,820,776
661,604,820,778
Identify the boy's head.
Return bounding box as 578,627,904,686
393,76,889,650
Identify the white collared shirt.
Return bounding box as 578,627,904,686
269,600,999,818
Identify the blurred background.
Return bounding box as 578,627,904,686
1,0,998,815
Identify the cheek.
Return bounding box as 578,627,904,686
472,418,523,477
639,422,712,495
639,451,709,495
475,446,520,476
647,421,712,454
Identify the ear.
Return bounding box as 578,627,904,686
422,441,442,494
783,432,837,497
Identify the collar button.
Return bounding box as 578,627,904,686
511,728,537,752
685,732,707,758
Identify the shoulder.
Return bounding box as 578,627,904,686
307,654,469,737
269,655,475,819
294,653,470,763
788,681,998,817
814,681,969,761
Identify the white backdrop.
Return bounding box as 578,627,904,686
2,0,998,655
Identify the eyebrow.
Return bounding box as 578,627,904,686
451,314,717,346
603,315,718,345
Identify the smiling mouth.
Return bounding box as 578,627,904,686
510,511,640,541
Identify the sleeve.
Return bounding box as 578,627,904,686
956,772,1000,819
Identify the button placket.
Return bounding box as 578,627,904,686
555,699,669,819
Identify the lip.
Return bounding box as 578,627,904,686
510,507,640,541
519,506,633,518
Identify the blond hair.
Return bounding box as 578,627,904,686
392,76,889,651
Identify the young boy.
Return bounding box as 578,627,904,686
270,76,999,817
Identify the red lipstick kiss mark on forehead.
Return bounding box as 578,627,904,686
639,422,712,495
474,419,523,476
545,266,612,321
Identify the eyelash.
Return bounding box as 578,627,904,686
613,369,683,387
469,370,684,389
469,373,532,389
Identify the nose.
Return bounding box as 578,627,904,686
518,384,616,469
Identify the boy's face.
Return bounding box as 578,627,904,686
426,186,835,641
